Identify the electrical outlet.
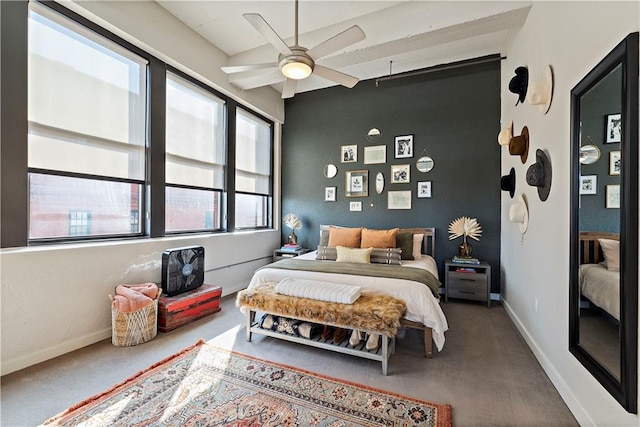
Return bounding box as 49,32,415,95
534,297,538,312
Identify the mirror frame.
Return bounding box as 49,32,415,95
569,32,638,412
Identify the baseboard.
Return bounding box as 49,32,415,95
501,298,593,426
1,328,111,376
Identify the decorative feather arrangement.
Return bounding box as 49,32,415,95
448,216,482,241
282,213,302,231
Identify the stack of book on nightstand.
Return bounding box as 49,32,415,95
280,243,301,252
452,255,480,265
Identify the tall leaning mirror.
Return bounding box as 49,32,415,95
569,32,638,412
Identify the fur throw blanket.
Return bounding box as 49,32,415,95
236,282,406,337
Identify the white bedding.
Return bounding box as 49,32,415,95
247,251,449,351
579,263,620,320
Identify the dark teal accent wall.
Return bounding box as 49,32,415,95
579,65,622,232
281,61,501,292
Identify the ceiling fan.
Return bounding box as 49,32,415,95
221,0,366,99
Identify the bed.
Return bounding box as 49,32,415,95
240,226,448,359
579,231,620,320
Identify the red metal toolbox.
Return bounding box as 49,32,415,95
158,284,222,332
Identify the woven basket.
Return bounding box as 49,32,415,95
110,287,161,347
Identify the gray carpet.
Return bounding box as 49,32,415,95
1,294,577,426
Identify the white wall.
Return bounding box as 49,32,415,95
500,2,639,425
0,0,283,375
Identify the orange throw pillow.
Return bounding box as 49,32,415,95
361,228,399,248
328,226,362,248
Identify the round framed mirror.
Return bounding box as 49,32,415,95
367,128,381,143
416,156,434,173
324,164,337,178
375,172,384,194
579,144,601,164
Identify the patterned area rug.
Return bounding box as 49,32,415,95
43,340,452,426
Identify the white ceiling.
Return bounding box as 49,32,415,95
157,1,532,96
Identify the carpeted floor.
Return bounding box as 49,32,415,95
43,340,452,426
1,294,578,426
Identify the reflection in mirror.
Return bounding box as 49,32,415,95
324,164,337,178
375,172,384,194
367,128,381,143
570,32,638,413
579,144,601,164
416,156,434,173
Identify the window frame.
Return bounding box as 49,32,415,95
0,0,276,248
26,1,152,243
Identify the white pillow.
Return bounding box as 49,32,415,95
413,234,424,259
336,246,372,263
598,238,620,272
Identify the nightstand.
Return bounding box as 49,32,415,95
273,248,311,262
444,259,491,308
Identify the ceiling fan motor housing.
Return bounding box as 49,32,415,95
279,47,315,80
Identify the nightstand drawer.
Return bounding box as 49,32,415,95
448,272,488,286
447,283,487,301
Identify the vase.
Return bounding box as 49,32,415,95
458,236,473,257
288,230,298,245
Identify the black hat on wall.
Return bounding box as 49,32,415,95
500,167,516,198
526,149,552,201
509,66,529,105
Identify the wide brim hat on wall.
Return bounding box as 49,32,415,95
509,66,528,106
509,194,529,235
500,167,516,198
497,120,513,146
526,149,552,201
527,65,554,114
509,126,529,164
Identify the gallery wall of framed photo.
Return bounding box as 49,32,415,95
280,59,501,286
577,65,622,233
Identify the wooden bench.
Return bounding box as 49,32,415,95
237,283,407,375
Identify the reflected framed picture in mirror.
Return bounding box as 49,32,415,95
610,151,621,175
580,175,597,194
605,113,622,143
606,184,620,208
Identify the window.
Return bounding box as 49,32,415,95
27,4,147,240
235,109,272,229
68,211,91,236
165,72,225,233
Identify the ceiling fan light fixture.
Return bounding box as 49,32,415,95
279,52,314,80
282,61,312,80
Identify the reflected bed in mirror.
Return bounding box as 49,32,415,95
569,32,638,413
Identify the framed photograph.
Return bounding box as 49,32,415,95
388,190,412,210
580,175,597,195
341,145,357,163
324,186,336,202
345,170,368,197
390,164,410,183
605,113,622,143
606,184,620,208
609,150,621,175
417,181,432,198
394,135,414,159
349,201,362,212
364,145,386,164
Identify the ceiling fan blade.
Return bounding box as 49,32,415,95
313,65,359,88
281,78,298,99
221,63,278,74
243,13,292,56
306,25,366,60
229,69,284,90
